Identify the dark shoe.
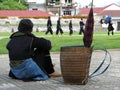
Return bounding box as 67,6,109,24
9,71,17,79
108,32,110,36
112,32,114,35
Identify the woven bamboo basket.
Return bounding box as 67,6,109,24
60,46,92,85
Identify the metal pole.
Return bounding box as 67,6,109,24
91,0,93,8
60,0,62,16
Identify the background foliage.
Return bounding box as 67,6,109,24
0,0,26,10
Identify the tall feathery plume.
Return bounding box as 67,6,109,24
83,0,94,47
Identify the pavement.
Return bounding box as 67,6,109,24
0,49,120,90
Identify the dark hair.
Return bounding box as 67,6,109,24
48,16,50,19
18,19,33,33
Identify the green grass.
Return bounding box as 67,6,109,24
0,32,12,36
0,31,120,54
0,38,9,54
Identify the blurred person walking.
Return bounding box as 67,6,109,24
79,18,85,35
107,18,114,35
69,20,73,36
45,16,53,35
56,17,63,35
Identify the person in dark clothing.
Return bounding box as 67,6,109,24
6,19,61,81
107,18,114,35
56,17,63,35
79,18,85,35
45,16,53,35
69,20,73,36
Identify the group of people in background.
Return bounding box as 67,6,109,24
46,16,115,36
45,16,85,36
45,17,64,36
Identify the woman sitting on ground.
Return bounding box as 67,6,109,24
6,19,61,81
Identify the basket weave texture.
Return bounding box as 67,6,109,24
60,46,92,85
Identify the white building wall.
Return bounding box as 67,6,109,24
104,4,120,10
27,0,46,4
27,0,46,11
61,0,65,4
27,0,81,15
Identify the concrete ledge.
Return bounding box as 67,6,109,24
0,50,120,90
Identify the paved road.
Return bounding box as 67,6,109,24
0,49,120,90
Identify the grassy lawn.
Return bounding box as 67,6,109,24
0,32,12,36
0,31,120,54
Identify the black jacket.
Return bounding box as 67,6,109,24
6,32,52,60
57,19,61,28
69,21,72,30
108,21,114,31
47,19,52,27
80,21,84,27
